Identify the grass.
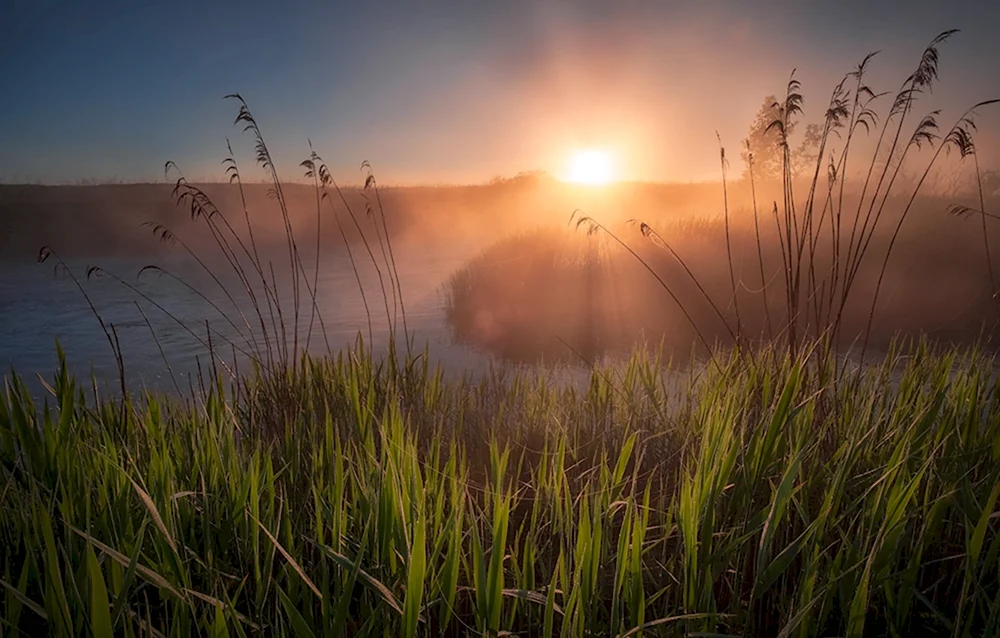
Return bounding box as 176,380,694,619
567,30,999,367
445,29,1000,369
3,28,1000,637
444,227,625,363
3,340,1000,636
445,199,1000,364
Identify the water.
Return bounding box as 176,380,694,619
8,232,971,403
0,242,499,396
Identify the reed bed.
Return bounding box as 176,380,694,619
2,340,1000,636
3,28,1000,637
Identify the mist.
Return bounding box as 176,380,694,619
9,3,1000,634
5,161,1000,374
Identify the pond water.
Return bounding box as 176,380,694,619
4,227,989,405
0,241,509,397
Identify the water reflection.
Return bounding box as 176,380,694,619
1,243,492,396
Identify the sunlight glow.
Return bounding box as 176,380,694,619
564,150,615,185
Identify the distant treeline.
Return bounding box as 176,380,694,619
0,179,756,262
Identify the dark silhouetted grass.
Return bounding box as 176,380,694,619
564,30,998,368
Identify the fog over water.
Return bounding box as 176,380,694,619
3,175,1000,398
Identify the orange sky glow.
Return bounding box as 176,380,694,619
2,1,998,184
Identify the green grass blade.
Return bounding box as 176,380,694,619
277,585,316,638
86,544,114,638
403,515,426,638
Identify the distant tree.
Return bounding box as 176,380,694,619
794,123,824,176
488,170,552,188
740,95,787,182
984,169,1000,196
739,95,822,182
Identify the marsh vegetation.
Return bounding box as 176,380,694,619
2,31,1000,637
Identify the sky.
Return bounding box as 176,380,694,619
2,0,998,185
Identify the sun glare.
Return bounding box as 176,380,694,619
564,150,615,185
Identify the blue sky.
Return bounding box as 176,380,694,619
2,0,998,184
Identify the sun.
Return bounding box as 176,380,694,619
564,150,615,185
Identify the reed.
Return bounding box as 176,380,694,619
2,340,1000,635
7,28,1000,638
568,30,998,368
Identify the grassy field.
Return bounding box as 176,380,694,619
2,341,1000,636
4,30,1000,636
444,193,1000,364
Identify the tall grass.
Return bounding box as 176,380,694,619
3,340,1000,635
445,201,1000,366
35,93,411,420
6,28,1000,638
572,30,998,367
